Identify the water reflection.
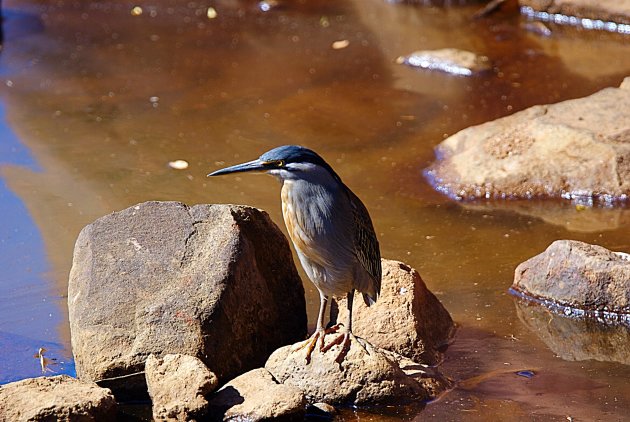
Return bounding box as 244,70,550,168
515,299,630,366
0,103,73,382
463,199,630,233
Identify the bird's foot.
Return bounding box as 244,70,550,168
293,331,321,363
321,330,353,364
293,327,339,364
293,324,351,364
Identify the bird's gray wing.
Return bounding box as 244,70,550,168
346,188,382,297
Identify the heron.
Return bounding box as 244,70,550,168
208,145,381,363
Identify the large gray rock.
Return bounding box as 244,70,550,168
425,79,630,202
68,201,307,397
208,368,306,421
0,375,116,421
512,240,630,318
333,259,454,366
145,354,218,421
265,337,450,405
519,0,630,26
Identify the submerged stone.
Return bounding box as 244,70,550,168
396,48,491,76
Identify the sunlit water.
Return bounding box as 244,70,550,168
0,0,629,419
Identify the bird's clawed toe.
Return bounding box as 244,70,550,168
321,330,353,363
294,329,326,364
295,326,358,364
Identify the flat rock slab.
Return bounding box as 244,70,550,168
334,259,454,365
208,368,306,421
146,354,218,421
425,78,630,202
0,375,116,421
396,48,490,76
519,0,630,26
512,240,630,320
68,201,306,398
265,337,450,406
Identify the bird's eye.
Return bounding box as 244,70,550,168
277,160,285,167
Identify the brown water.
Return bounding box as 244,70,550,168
1,0,629,419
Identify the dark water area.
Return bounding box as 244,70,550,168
0,0,629,419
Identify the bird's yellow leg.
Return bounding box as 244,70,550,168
321,290,355,363
293,293,329,363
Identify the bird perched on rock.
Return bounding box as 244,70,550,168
209,145,381,362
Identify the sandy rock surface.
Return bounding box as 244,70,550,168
334,259,454,365
265,336,451,405
145,354,218,421
513,240,630,316
426,79,630,202
0,375,116,421
207,368,306,421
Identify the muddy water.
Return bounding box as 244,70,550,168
1,0,629,419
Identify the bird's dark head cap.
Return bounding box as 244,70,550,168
209,145,340,180
259,145,324,166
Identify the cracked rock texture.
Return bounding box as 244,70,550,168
425,78,630,202
0,375,116,421
68,201,306,398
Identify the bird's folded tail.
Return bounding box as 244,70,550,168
362,292,377,307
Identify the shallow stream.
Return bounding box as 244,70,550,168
1,0,629,420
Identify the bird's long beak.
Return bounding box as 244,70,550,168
207,159,267,177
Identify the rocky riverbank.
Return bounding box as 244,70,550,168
1,201,455,420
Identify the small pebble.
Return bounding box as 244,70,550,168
306,402,336,419
332,39,350,50
168,160,189,170
207,7,217,19
131,6,142,16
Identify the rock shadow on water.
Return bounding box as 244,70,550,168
512,296,630,366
